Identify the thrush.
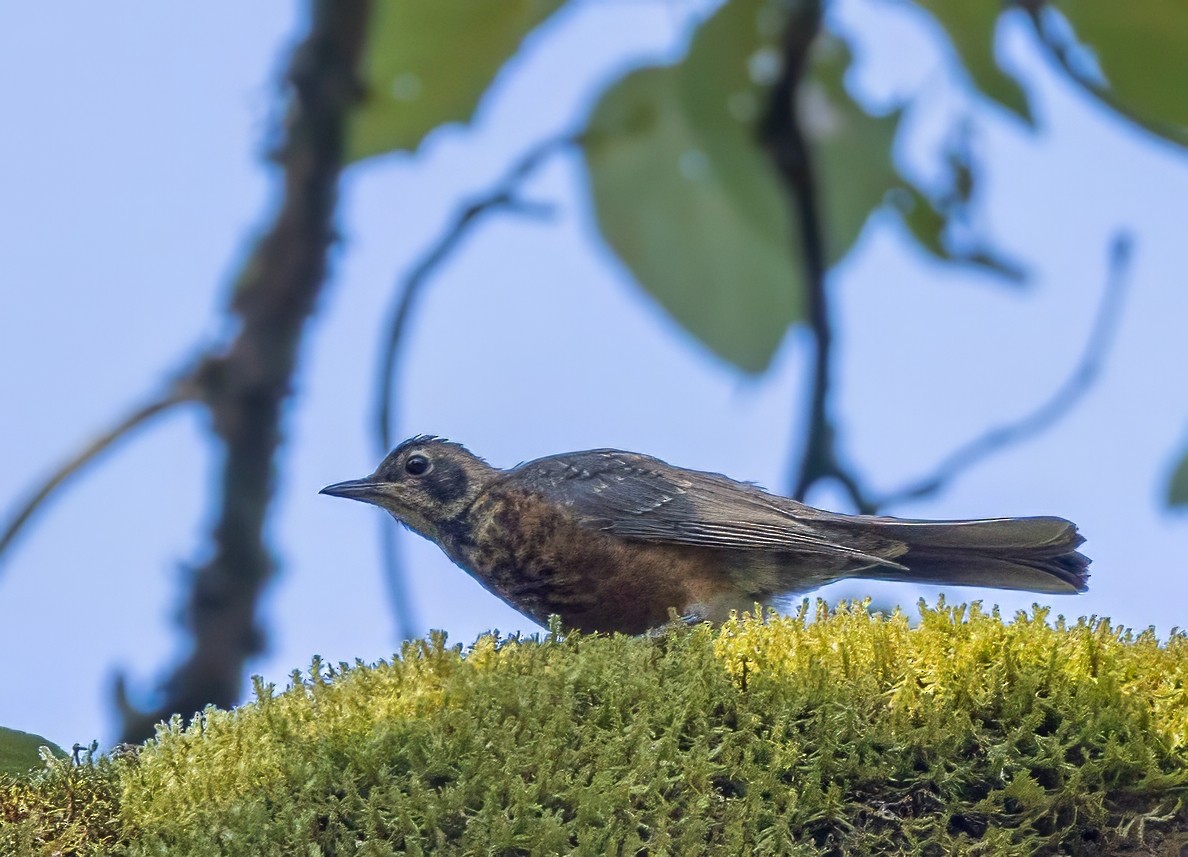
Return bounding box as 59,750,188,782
321,436,1089,635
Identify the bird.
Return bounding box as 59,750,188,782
320,436,1089,635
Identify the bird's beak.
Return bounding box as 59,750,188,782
319,477,387,504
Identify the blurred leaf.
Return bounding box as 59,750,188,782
347,0,565,162
584,65,802,373
889,187,1026,281
805,40,1023,282
678,0,792,250
910,0,1032,122
806,40,901,264
581,0,903,373
886,119,1025,282
1041,0,1188,145
583,1,1027,372
893,186,948,255
682,6,906,269
0,726,65,778
1169,447,1188,508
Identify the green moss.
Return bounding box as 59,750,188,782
3,601,1187,855
1,753,123,856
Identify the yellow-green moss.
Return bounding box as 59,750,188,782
3,601,1187,855
1,753,122,856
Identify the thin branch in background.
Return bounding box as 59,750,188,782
0,382,195,566
877,232,1133,508
758,1,878,514
374,134,573,451
372,134,573,640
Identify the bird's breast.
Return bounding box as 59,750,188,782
441,488,735,634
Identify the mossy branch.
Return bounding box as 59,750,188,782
5,603,1187,855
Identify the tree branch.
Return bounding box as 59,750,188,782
876,232,1133,508
0,382,195,566
372,134,571,640
116,0,371,743
759,2,877,514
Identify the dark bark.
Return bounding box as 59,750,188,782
117,0,372,743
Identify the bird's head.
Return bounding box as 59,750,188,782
320,436,496,541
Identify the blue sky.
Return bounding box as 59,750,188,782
1,1,1185,748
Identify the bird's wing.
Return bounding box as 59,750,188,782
509,450,907,570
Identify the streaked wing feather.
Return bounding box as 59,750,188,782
511,450,909,570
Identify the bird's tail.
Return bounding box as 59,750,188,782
836,515,1090,593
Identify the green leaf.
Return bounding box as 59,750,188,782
347,0,565,162
910,0,1032,122
806,41,902,265
582,0,904,373
583,1,1024,373
0,726,65,778
678,0,792,251
1043,0,1188,145
1169,447,1188,508
584,64,802,373
889,187,1026,282
893,186,948,256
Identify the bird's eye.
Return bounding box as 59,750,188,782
404,453,431,476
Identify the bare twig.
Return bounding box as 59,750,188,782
759,1,877,514
375,134,573,452
372,134,572,640
0,383,194,565
116,0,371,743
877,232,1133,507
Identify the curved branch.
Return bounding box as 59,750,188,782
0,384,194,565
371,134,572,641
877,232,1133,507
374,134,572,453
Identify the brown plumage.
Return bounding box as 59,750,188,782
321,437,1089,634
